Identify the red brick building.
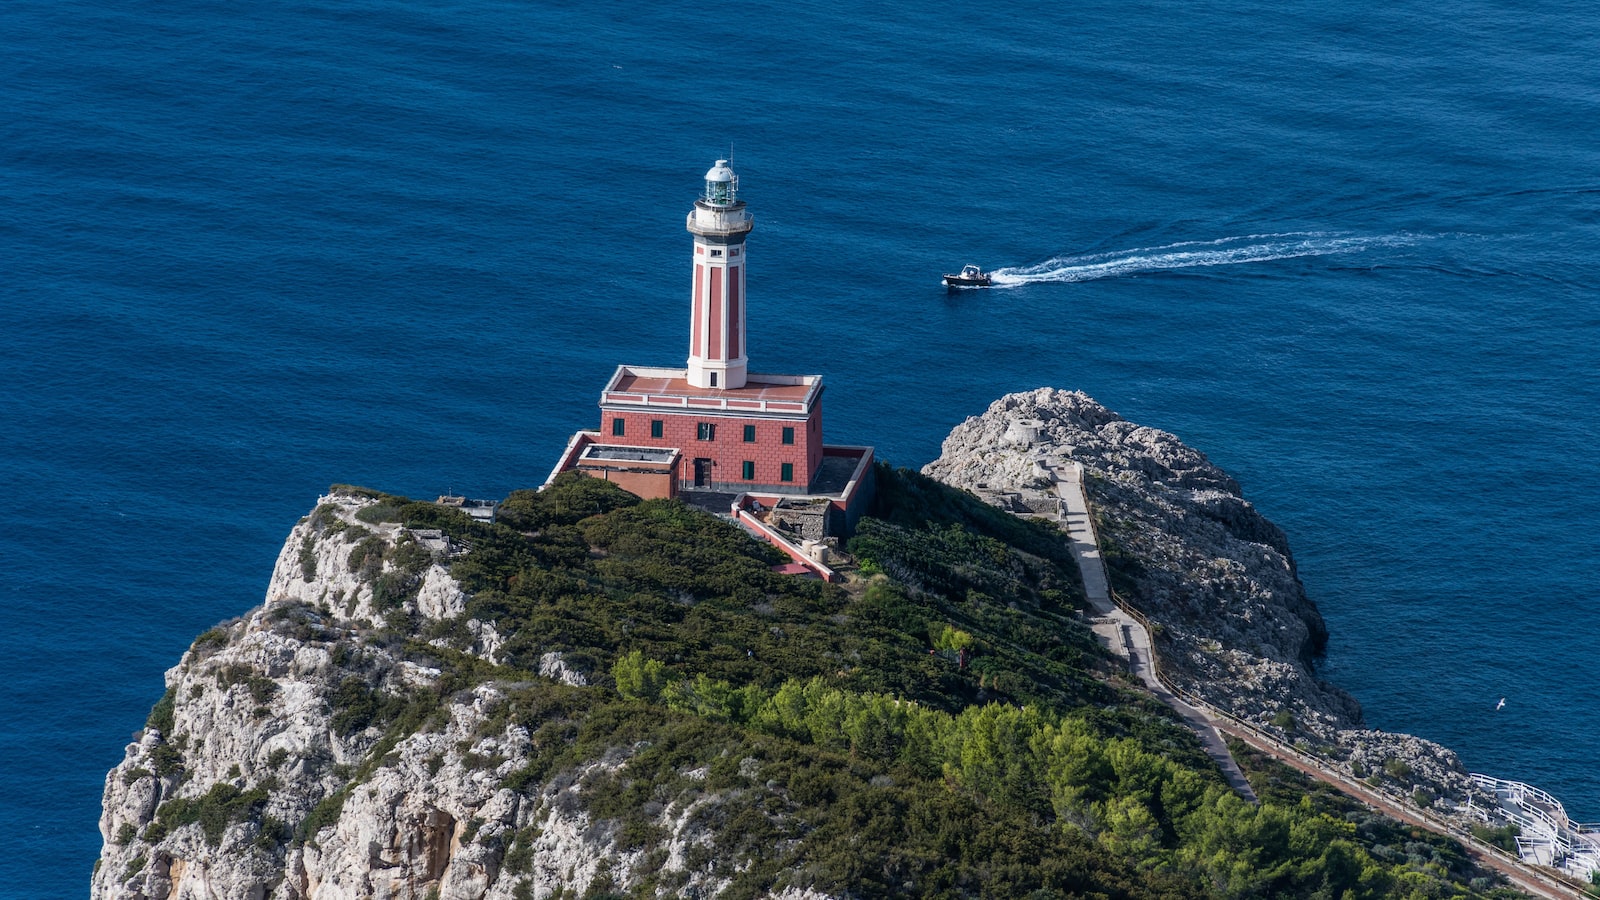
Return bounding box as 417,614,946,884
551,160,873,537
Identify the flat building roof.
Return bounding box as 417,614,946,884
581,445,679,463
601,365,822,416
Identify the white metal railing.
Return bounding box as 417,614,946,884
1471,774,1586,853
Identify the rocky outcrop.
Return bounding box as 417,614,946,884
92,493,834,900
924,388,1483,811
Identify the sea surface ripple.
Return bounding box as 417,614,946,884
3,0,1598,893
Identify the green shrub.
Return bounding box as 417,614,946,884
348,536,389,582
356,502,407,524
149,743,185,779
192,626,232,654
156,782,270,847
503,826,539,873
296,788,348,844
329,677,384,736
612,651,668,702
496,474,639,531
327,484,387,500
216,665,278,703
254,816,291,853
371,570,417,611
299,533,318,582
1470,822,1520,852
145,687,176,736
389,538,433,577
933,624,974,651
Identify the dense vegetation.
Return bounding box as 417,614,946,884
245,468,1520,898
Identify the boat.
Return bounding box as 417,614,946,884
943,264,992,288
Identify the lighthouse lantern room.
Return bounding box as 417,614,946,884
552,159,875,538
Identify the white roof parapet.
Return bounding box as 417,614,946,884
600,365,823,416
545,431,599,489
580,444,680,464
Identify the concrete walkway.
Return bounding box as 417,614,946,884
997,457,1578,895
1045,461,1258,803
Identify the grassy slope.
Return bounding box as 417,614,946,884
269,468,1523,899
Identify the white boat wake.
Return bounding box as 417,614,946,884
987,232,1418,286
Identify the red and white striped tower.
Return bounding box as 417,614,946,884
685,159,753,390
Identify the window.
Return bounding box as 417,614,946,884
781,463,794,482
743,424,756,442
710,372,718,387
730,247,740,257
612,417,625,437
650,419,663,438
710,249,723,257
742,460,755,480
697,422,715,441
781,426,795,445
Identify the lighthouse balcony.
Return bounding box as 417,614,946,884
687,205,753,236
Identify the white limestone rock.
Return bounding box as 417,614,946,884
923,388,1479,808
92,489,840,900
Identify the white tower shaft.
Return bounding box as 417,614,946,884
686,160,753,390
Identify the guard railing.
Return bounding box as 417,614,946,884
1065,480,1590,899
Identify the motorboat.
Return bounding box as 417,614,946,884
943,264,992,288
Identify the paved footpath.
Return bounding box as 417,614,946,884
1035,460,1580,898
1045,461,1258,803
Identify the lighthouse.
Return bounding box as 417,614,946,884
552,158,875,540
685,159,753,390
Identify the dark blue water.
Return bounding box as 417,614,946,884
4,0,1597,893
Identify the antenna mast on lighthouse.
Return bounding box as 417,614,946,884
685,159,753,390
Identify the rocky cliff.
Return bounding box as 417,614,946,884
92,496,832,900
923,388,1480,808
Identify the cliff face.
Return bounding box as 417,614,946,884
923,388,1476,802
92,496,827,900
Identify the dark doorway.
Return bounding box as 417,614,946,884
693,458,712,487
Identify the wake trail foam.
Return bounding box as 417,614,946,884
988,232,1419,286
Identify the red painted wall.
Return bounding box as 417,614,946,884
573,463,676,500
599,404,823,491
728,266,741,360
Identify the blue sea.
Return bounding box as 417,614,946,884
4,0,1597,893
